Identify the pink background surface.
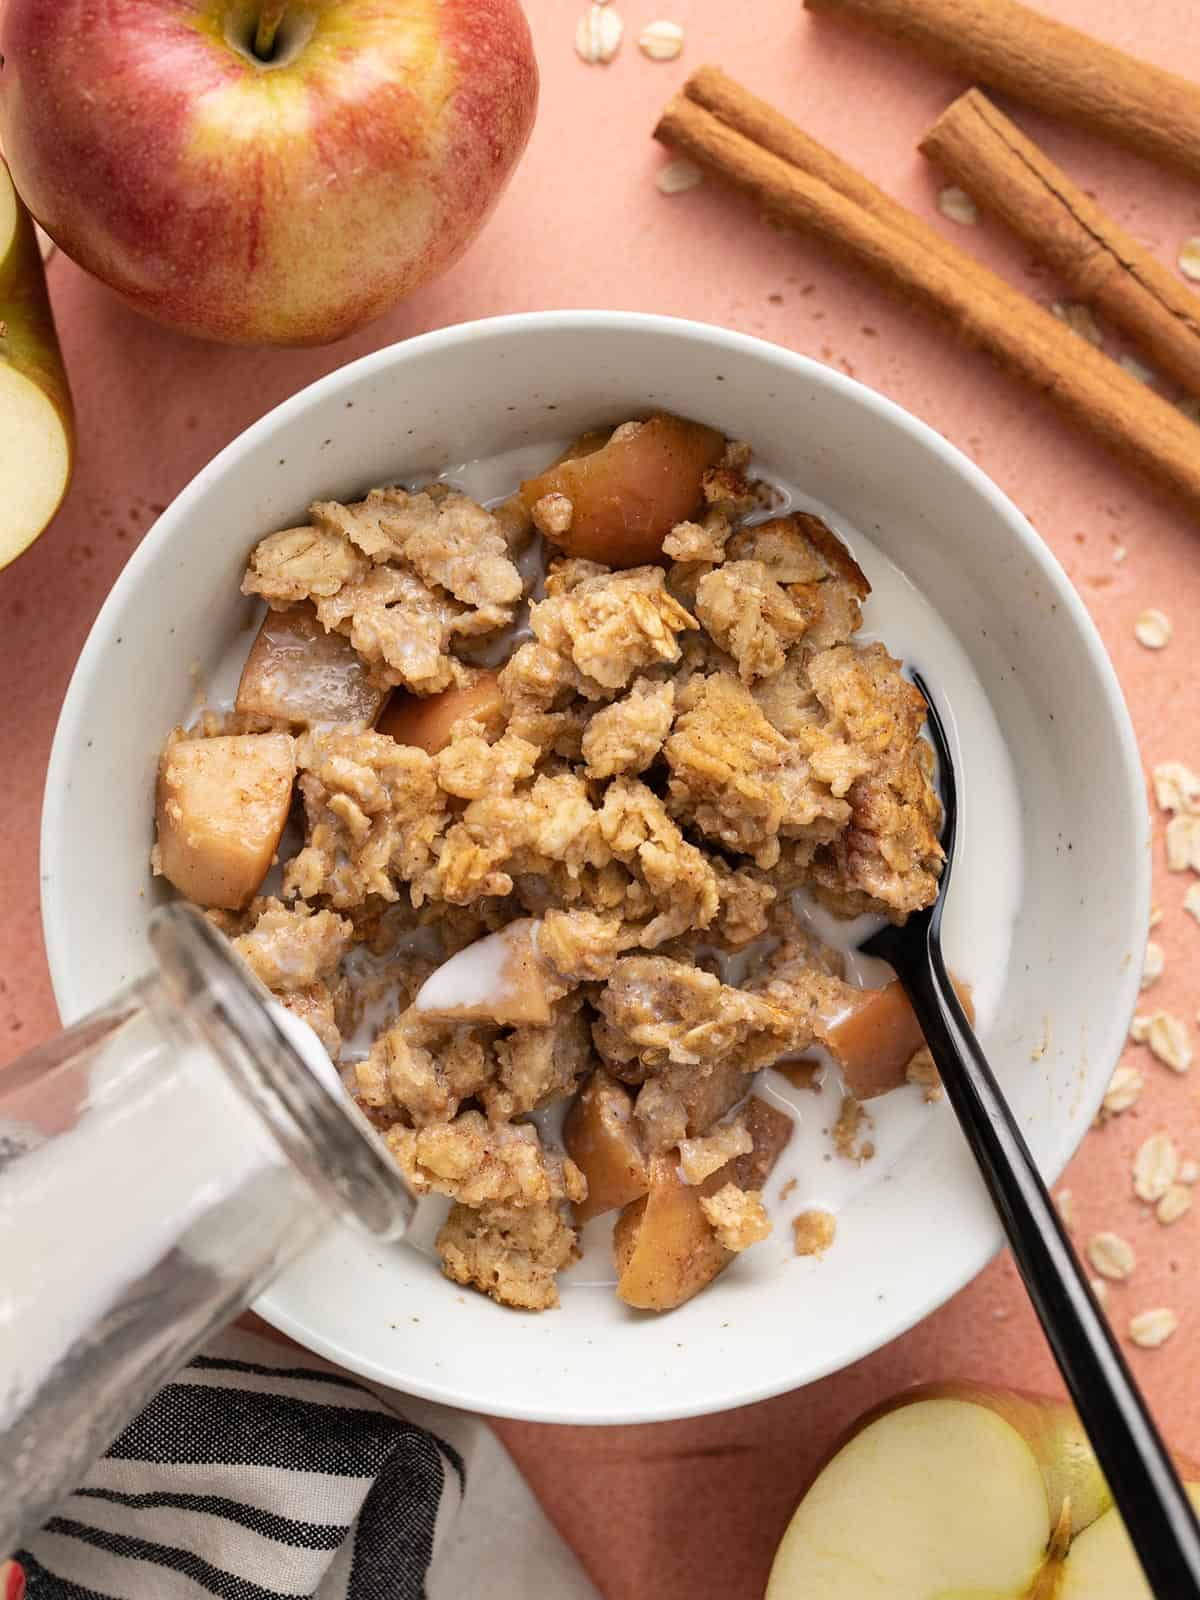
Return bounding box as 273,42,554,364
3,1,1200,1595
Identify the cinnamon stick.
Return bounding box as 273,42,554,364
654,71,1200,516
921,90,1200,397
804,0,1200,183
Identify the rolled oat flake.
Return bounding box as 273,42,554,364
639,19,685,60
575,5,623,63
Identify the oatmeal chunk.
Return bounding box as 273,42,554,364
315,566,467,694
596,777,719,946
662,508,733,564
436,1199,579,1311
792,1209,837,1257
594,956,795,1073
530,566,698,693
531,493,574,537
808,643,929,758
728,512,869,649
242,525,368,606
284,728,446,909
695,560,811,682
232,899,354,992
357,1009,496,1124
678,1117,754,1184
582,678,675,779
484,993,595,1121
810,740,944,921
666,673,848,868
699,1183,771,1251
313,487,522,617
279,980,347,1059
538,909,629,982
385,1111,585,1209
712,862,776,946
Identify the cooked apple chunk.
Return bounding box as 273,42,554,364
565,1069,649,1223
413,918,559,1027
376,669,505,754
821,978,973,1101
613,1154,732,1312
155,733,295,910
235,603,384,727
614,1096,792,1311
518,413,726,567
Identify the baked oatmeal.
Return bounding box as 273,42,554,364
152,414,945,1314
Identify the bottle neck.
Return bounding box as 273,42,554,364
147,904,412,1242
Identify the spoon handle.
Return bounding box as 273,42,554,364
890,926,1200,1595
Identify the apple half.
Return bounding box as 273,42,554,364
0,157,73,569
766,1384,1199,1599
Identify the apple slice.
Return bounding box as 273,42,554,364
766,1384,1197,1600
767,1396,1060,1599
1061,1486,1200,1597
0,158,73,569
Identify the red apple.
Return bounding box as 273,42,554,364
0,0,537,345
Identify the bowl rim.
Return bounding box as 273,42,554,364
40,310,1150,1422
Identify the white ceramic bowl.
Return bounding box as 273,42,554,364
42,313,1148,1424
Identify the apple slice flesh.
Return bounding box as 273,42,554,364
1060,1486,1200,1597
766,1397,1053,1600
0,159,73,569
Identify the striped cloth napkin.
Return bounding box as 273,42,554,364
15,1330,465,1600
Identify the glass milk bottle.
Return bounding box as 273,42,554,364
0,903,413,1552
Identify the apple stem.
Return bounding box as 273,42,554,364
253,2,287,61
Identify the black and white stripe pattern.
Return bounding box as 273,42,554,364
18,1332,464,1600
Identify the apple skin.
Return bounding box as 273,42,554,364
0,0,538,345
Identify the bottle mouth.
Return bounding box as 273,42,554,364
148,903,413,1243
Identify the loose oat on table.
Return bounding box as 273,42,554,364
792,1209,837,1257
1141,940,1164,988
1101,1063,1143,1118
1133,1132,1179,1203
1112,544,1127,563
1130,1307,1179,1349
937,185,977,225
638,19,684,59
1167,814,1200,873
1179,237,1200,282
1089,1276,1110,1307
655,158,705,195
1152,761,1200,816
151,412,947,1316
1182,1158,1200,1186
1134,608,1172,649
1185,884,1200,925
1051,302,1103,347
1141,1010,1192,1073
1055,1189,1075,1228
1150,904,1164,928
1156,1184,1192,1225
574,4,623,62
1087,1231,1136,1281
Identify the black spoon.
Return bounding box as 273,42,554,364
860,672,1200,1597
